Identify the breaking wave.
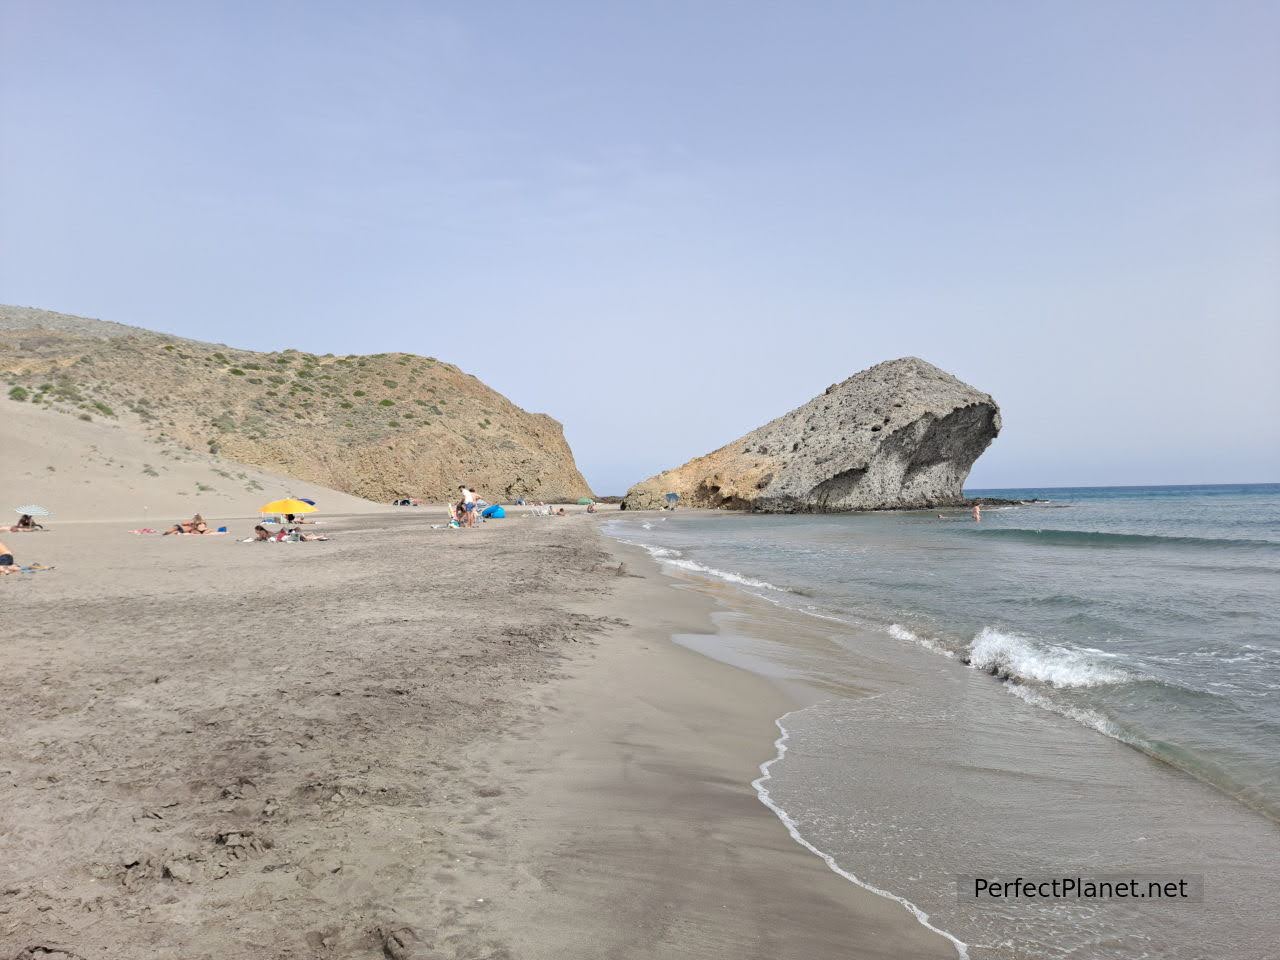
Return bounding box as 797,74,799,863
965,627,1134,688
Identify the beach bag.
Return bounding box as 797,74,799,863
481,505,505,519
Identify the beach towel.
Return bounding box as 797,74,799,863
3,564,55,574
129,528,160,535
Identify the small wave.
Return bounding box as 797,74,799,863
753,711,969,959
972,528,1277,550
887,624,956,658
966,627,1134,688
614,538,792,593
663,556,791,592
1003,684,1127,740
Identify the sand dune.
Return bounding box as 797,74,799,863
2,400,391,524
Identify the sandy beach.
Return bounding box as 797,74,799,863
1,511,951,959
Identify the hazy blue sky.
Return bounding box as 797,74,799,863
2,1,1277,492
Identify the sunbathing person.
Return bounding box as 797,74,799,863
0,539,15,574
280,527,328,542
164,513,213,535
11,514,44,532
283,513,315,525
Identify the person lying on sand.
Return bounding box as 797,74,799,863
164,513,211,535
0,539,15,573
283,513,315,525
165,520,211,535
253,525,328,542
281,528,328,542
10,514,44,532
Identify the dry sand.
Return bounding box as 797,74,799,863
1,511,951,959
2,401,390,523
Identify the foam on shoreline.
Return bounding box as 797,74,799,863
752,710,970,960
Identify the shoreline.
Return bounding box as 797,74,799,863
600,508,1280,959
483,531,957,959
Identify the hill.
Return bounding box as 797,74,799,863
1,305,593,505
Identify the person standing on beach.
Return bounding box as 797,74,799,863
972,503,982,522
459,485,477,528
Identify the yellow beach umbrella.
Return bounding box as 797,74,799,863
260,498,317,515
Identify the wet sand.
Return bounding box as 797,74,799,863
0,513,951,959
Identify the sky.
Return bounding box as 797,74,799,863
2,1,1277,493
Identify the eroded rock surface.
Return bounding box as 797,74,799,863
624,357,1000,512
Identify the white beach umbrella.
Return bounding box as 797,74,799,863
14,504,51,517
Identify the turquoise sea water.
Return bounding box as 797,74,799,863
605,484,1280,958
610,484,1280,817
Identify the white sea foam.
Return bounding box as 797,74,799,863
615,537,792,593
1003,684,1127,741
966,627,1133,688
888,623,956,658
753,711,969,960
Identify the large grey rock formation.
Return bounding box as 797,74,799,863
624,357,1000,512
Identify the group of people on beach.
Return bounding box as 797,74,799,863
157,511,327,542
453,485,485,527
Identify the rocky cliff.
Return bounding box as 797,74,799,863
1,305,593,504
624,357,999,512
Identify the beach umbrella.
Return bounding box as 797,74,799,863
577,497,594,505
14,504,51,516
664,493,680,504
260,498,317,515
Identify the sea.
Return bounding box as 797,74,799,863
603,484,1280,959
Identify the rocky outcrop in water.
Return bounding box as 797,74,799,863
623,357,1000,512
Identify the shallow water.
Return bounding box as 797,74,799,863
606,484,1280,958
